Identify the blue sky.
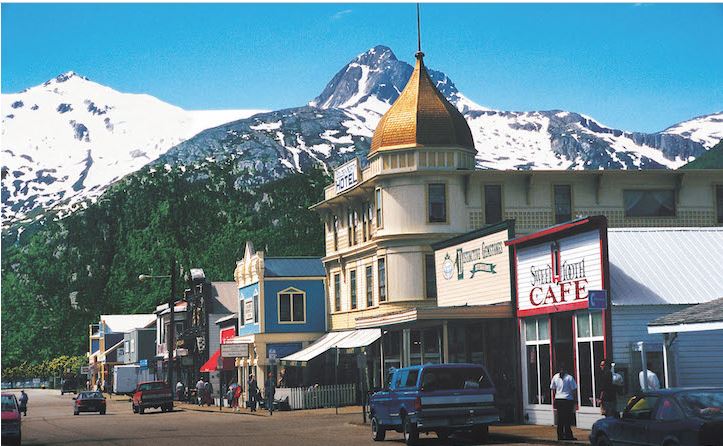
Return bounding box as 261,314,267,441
2,3,722,132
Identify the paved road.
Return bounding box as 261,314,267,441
13,389,545,446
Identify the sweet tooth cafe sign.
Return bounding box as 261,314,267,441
515,229,603,316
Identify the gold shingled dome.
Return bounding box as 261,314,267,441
370,52,475,155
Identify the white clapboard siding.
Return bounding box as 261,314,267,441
517,229,602,314
612,305,723,388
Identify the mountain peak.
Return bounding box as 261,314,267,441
353,45,397,67
42,71,89,86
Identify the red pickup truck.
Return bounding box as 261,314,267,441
132,381,173,414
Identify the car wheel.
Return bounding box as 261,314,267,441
167,403,173,412
595,433,612,446
100,409,106,415
436,429,450,440
472,425,489,443
403,416,419,446
371,415,386,441
139,406,145,414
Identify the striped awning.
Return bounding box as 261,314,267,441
280,329,381,366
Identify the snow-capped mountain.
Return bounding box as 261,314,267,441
1,71,264,224
3,46,722,228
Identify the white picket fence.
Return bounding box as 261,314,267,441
275,384,357,410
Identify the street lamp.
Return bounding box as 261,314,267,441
139,258,178,390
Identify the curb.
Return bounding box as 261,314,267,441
176,404,268,417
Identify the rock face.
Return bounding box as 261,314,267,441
2,47,722,229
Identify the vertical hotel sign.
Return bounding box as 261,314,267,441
515,229,603,316
334,158,360,194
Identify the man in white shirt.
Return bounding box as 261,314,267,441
550,364,578,441
639,369,660,391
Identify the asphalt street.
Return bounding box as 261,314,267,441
14,389,547,446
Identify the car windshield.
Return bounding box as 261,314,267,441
138,382,167,391
1,395,17,411
420,367,492,391
80,392,103,399
677,390,723,419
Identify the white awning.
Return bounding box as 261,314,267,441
280,329,381,366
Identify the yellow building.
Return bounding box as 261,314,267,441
312,48,723,396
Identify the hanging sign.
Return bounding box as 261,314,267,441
588,290,608,310
221,343,249,358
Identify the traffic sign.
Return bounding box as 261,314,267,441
588,290,608,310
139,359,148,368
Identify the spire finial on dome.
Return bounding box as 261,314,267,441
415,3,424,59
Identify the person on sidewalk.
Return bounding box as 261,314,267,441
232,382,242,412
195,378,205,406
550,363,577,441
264,371,275,416
175,381,185,402
639,367,660,391
247,374,258,412
598,359,618,417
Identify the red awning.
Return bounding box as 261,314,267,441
199,349,235,373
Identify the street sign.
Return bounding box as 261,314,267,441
80,366,90,375
139,359,148,368
221,343,249,358
588,289,608,310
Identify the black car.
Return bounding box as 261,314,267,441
590,388,723,446
73,391,106,415
61,377,77,395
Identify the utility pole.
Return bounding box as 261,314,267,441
168,257,177,388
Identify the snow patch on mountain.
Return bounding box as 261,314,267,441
662,112,723,148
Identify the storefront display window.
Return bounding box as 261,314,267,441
525,316,551,405
383,331,402,374
576,311,604,407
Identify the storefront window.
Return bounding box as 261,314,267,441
525,316,551,405
383,331,402,380
576,311,605,407
423,328,441,364
410,330,422,365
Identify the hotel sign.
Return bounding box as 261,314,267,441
434,226,512,307
515,229,603,317
221,343,249,358
334,158,360,194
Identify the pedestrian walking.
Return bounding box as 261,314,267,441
550,363,577,441
247,374,258,412
597,359,618,417
18,390,28,416
195,378,205,406
233,382,242,412
639,367,660,391
264,371,276,415
204,380,213,406
176,381,185,402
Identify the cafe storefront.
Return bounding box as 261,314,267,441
506,216,612,429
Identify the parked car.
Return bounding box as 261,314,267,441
590,388,723,446
1,393,22,445
73,391,107,415
132,381,173,414
369,363,499,445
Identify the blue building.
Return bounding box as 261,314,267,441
231,241,327,389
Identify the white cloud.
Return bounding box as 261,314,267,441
332,9,352,20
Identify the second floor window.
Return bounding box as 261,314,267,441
253,292,259,323
716,185,723,224
485,185,502,224
624,190,675,217
365,266,373,307
350,269,357,310
425,254,437,299
428,183,447,223
554,185,572,223
378,258,387,302
334,273,341,312
332,215,339,251
375,188,383,228
279,290,305,323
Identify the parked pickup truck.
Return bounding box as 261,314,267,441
369,363,499,445
132,381,173,414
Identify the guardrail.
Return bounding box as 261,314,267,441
275,384,357,410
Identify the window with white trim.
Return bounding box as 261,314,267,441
350,269,358,310
525,316,551,405
279,288,305,323
575,311,605,407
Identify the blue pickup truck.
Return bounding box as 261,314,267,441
369,363,499,445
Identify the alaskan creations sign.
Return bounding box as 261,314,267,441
334,158,360,194
221,342,249,358
516,229,603,316
434,227,511,307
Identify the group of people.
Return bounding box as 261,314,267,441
550,359,662,441
243,372,276,415
173,371,276,414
